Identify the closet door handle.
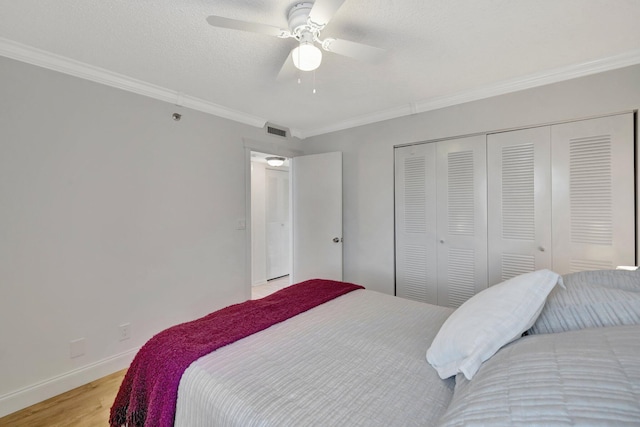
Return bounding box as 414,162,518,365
538,246,546,252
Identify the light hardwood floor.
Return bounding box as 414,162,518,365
1,278,290,426
0,369,126,427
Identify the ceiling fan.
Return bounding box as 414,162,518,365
206,0,385,76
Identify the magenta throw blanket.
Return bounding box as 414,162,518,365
109,279,363,427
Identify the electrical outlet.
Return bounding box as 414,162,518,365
119,323,131,341
70,338,85,358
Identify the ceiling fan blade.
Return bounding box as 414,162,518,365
323,38,385,63
308,0,346,27
206,15,289,38
276,50,300,82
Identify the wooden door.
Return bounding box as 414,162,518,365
436,135,488,307
487,126,552,286
551,113,635,273
395,143,438,304
291,152,343,283
265,168,290,280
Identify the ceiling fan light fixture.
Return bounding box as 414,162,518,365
266,156,286,167
292,41,322,71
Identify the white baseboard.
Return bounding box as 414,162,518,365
0,348,138,418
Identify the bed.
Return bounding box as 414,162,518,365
111,269,640,427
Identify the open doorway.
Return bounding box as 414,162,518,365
250,151,292,299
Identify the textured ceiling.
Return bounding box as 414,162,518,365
1,0,639,137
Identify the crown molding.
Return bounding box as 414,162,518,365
297,104,414,139
300,48,640,139
413,48,640,115
2,37,639,139
290,104,415,139
0,37,267,129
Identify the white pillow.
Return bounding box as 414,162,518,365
426,269,563,380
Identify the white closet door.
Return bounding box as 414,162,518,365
487,126,552,286
395,144,438,304
551,113,635,274
436,135,488,307
266,168,290,280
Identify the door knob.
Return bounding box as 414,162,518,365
333,237,341,243
538,246,546,252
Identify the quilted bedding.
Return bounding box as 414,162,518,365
160,270,640,426
110,279,362,426
174,289,455,427
437,324,640,426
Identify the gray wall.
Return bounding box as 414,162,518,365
1,53,638,416
0,56,299,414
301,64,640,295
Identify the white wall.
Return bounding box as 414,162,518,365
2,53,638,417
0,56,300,416
301,64,640,295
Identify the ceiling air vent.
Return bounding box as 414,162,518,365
265,122,289,138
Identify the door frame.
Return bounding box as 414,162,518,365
243,138,303,300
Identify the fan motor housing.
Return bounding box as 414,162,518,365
288,2,314,34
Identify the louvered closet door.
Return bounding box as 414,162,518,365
395,144,438,304
487,127,552,286
551,113,635,274
436,135,488,308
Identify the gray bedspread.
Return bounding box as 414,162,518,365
175,289,454,426
174,279,640,426
438,324,640,426
530,269,640,335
